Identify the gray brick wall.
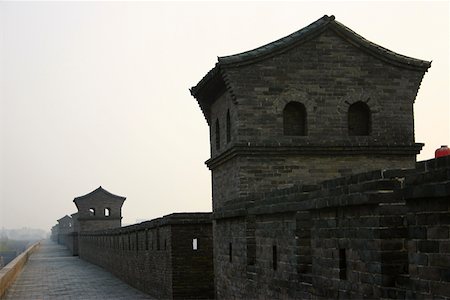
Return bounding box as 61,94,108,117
73,187,125,232
403,158,450,298
204,26,426,213
212,156,450,299
217,29,424,148
77,213,214,299
192,16,430,299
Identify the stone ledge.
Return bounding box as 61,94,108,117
0,241,40,298
77,216,122,221
214,157,450,219
79,213,212,236
206,144,423,169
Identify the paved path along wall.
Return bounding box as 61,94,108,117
78,213,214,299
3,240,153,300
0,242,40,298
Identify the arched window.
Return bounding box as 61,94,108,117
89,208,95,216
226,110,231,144
104,208,110,217
348,101,371,136
283,102,307,136
215,119,220,150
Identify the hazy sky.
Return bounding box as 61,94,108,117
1,1,449,231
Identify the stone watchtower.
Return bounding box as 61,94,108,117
56,215,73,245
73,186,126,232
191,15,430,211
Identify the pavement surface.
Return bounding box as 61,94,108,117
4,240,154,300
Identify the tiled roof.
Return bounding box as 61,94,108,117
73,186,126,202
190,15,431,121
190,15,333,98
217,15,333,67
217,15,431,69
57,215,72,222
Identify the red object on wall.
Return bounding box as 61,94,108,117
435,145,450,158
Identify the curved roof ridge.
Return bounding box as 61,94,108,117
73,186,126,202
218,15,334,66
190,62,220,97
190,14,432,123
57,215,72,222
190,15,334,100
329,20,431,71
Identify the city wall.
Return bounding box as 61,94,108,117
65,232,78,256
78,213,214,299
0,242,40,299
51,156,450,299
213,156,450,299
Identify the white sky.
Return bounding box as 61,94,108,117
0,1,449,231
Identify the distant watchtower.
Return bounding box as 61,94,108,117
73,186,126,232
191,15,430,210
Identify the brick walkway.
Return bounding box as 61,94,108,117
4,240,154,300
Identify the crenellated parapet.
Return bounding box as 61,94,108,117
51,189,215,299
77,213,213,299
212,155,450,299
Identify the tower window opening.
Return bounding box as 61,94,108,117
193,238,198,250
348,101,371,136
89,208,95,216
226,110,231,144
339,248,347,280
215,119,221,150
273,245,278,270
104,208,110,217
283,102,307,136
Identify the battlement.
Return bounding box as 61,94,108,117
214,155,450,218
212,157,450,298
46,14,448,300
77,213,213,299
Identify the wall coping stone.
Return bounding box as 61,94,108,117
0,241,41,298
213,157,450,220
79,213,212,236
206,144,423,170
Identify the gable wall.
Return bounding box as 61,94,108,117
224,29,425,146
75,192,124,232
208,28,425,211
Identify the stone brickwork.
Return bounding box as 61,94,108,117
53,187,215,299
50,224,59,243
74,186,126,232
402,159,450,298
56,215,73,247
0,242,40,298
46,14,448,300
192,15,429,213
191,14,441,299
211,156,450,299
212,154,414,209
78,213,214,300
56,215,78,256
65,213,79,256
65,232,78,256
